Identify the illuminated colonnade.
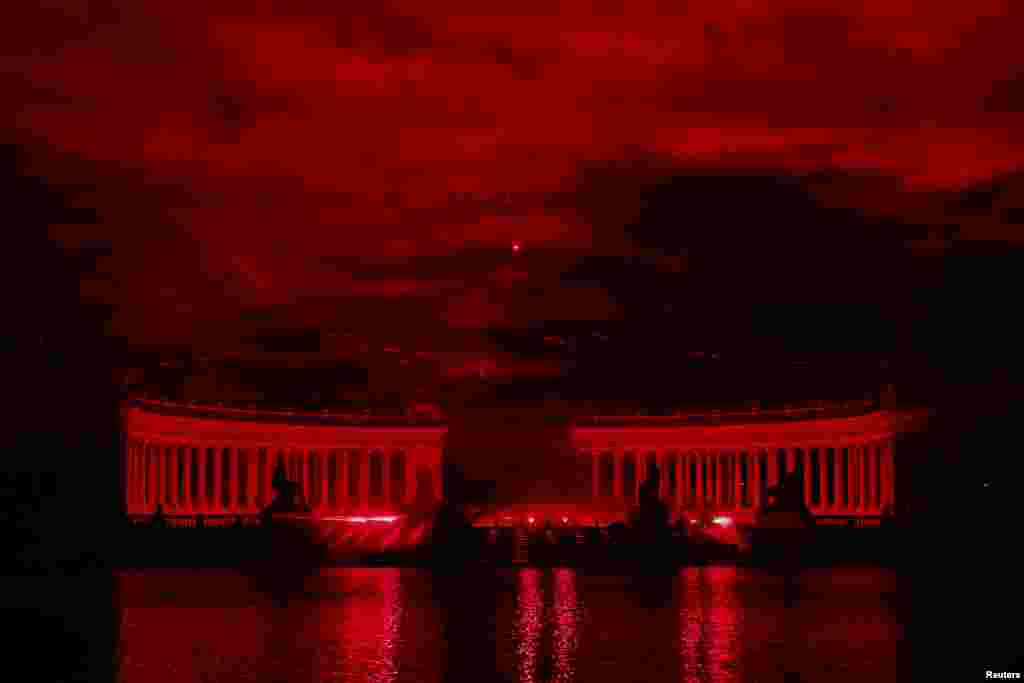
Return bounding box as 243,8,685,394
122,402,445,516
573,410,917,519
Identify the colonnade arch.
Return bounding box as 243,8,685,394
122,403,446,516
572,410,913,520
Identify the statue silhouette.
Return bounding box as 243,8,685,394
260,458,311,523
632,464,672,560
150,503,167,528
758,467,814,528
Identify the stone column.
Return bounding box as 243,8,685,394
817,448,828,513
857,445,866,511
226,448,238,514
737,454,745,507
165,445,175,511
155,446,165,509
767,449,779,490
613,450,622,501
591,451,599,502
157,446,166,511
706,453,715,507
845,446,855,511
124,442,134,510
128,442,136,510
319,452,329,512
694,453,704,509
125,442,134,510
708,452,715,507
887,440,896,509
751,450,762,509
674,453,683,507
263,451,275,507
143,444,152,511
245,450,256,512
864,445,872,512
338,451,349,510
850,445,859,511
657,451,666,500
718,453,728,507
212,447,223,514
828,448,838,511
432,453,442,503
148,444,157,511
360,451,371,510
181,447,191,513
159,446,168,511
676,453,685,508
142,443,149,510
865,444,875,513
876,440,892,509
786,448,796,476
632,452,640,501
175,447,184,510
852,445,862,511
802,450,812,508
195,447,206,512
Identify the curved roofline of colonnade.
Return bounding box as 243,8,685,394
122,397,446,428
571,406,931,451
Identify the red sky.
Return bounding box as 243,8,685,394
7,0,1024,365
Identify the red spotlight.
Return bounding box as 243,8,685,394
512,241,522,253
528,516,536,525
561,516,569,525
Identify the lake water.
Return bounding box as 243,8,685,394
116,567,907,683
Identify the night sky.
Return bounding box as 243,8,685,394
6,1,1024,371
5,1,1024,506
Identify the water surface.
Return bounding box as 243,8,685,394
117,567,905,683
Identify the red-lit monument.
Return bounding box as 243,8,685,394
123,397,925,528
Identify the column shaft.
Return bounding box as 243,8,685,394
718,453,727,507
831,448,841,511
887,441,896,509
592,452,599,502
320,452,329,511
613,451,622,501
798,451,809,508
227,449,238,513
360,451,371,510
695,453,704,509
676,453,685,508
817,449,827,513
880,440,888,509
195,448,206,512
860,445,868,511
432,456,442,503
338,451,349,510
865,445,876,513
752,451,762,509
213,447,223,514
169,446,178,510
182,448,192,513
125,442,134,510
737,454,745,507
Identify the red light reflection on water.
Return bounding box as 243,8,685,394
320,569,403,683
679,566,743,683
516,569,543,683
552,569,580,683
514,568,580,683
